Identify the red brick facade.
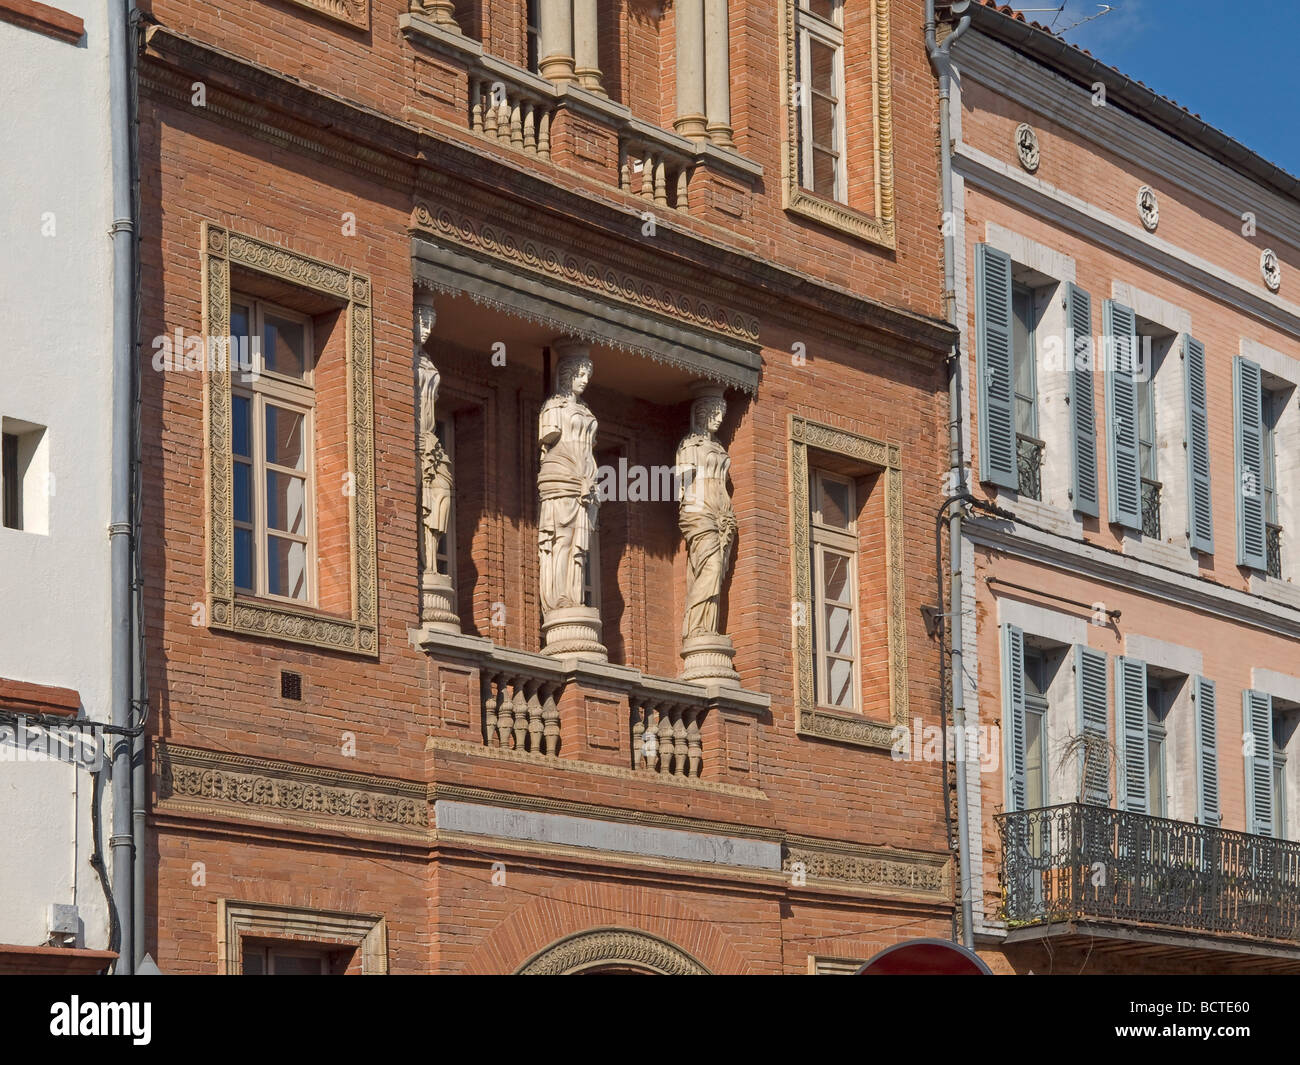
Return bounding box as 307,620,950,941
138,0,956,974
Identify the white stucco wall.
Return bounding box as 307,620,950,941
0,2,116,954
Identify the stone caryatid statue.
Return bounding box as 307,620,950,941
415,301,460,633
537,340,607,661
677,384,740,686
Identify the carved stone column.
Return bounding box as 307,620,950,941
538,339,606,661
573,0,604,93
416,299,460,633
539,0,577,84
674,0,708,141
703,0,733,146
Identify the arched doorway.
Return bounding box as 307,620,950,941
516,928,711,975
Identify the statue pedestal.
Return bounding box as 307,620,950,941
420,570,461,633
542,606,607,662
680,632,740,687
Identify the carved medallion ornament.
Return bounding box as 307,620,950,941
1014,123,1040,173
1261,249,1282,293
202,223,378,655
1136,185,1159,231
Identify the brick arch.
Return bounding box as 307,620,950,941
457,881,755,975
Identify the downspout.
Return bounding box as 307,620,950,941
926,0,974,950
108,0,137,974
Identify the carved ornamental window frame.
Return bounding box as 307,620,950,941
201,223,378,656
789,415,908,748
217,900,387,974
778,0,897,248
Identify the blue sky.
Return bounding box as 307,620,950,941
1023,0,1299,177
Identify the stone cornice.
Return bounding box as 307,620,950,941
139,25,954,361
782,833,951,903
965,515,1300,641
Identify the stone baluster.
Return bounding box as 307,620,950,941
632,700,646,769
512,682,530,750
496,680,515,748
673,709,688,777
657,706,674,775
527,684,544,752
483,674,501,747
686,709,702,778
542,685,560,756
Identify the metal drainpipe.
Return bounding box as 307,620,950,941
108,0,137,974
926,0,974,950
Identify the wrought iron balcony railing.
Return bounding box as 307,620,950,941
1016,434,1043,501
1141,478,1161,540
997,803,1300,943
1268,523,1283,579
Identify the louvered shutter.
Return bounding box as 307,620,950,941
1243,688,1274,836
1184,336,1214,553
1075,645,1109,804
1114,656,1148,812
1194,676,1220,826
1235,357,1268,571
1104,300,1142,529
976,245,1018,490
1066,284,1099,516
1002,624,1027,812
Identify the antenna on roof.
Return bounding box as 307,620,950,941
1059,3,1114,33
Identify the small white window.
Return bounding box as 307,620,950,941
796,0,847,202
810,469,858,710
230,296,316,604
1,418,50,535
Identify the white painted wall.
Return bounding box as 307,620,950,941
0,1,116,954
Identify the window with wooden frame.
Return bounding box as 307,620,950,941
230,296,316,604
796,0,846,203
242,943,342,975
809,468,859,711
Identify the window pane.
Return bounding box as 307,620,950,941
1148,734,1165,817
242,948,265,975
265,406,306,470
824,603,852,655
234,527,254,592
232,394,252,458
267,535,308,600
231,303,250,344
819,480,851,529
1025,708,1045,809
809,39,836,97
264,313,308,379
826,657,852,708
811,95,836,151
822,550,850,601
805,0,836,21
269,952,325,975
266,470,307,535
233,459,252,524
812,148,837,198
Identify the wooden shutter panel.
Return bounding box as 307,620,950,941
1184,336,1214,554
976,245,1018,490
1104,300,1142,529
1066,283,1099,516
1114,656,1147,812
1002,624,1027,812
1234,356,1268,571
1194,676,1220,826
1243,688,1274,836
1075,645,1109,805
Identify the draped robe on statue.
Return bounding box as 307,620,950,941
538,396,599,613
677,432,736,638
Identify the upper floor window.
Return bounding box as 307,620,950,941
1011,282,1043,501
796,0,846,202
526,0,540,73
231,296,316,604
1145,678,1171,819
810,468,858,710
1023,647,1050,813
1263,385,1284,578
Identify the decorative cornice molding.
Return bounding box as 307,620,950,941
517,928,710,975
277,0,369,30
202,223,379,655
789,415,908,748
156,744,429,840
783,835,950,902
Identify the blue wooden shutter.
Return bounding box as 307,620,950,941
1104,300,1142,529
1114,656,1147,812
1075,645,1109,805
976,245,1018,490
1184,336,1214,553
1234,356,1268,571
1002,624,1027,811
1066,283,1099,516
1243,688,1274,835
1194,676,1220,826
